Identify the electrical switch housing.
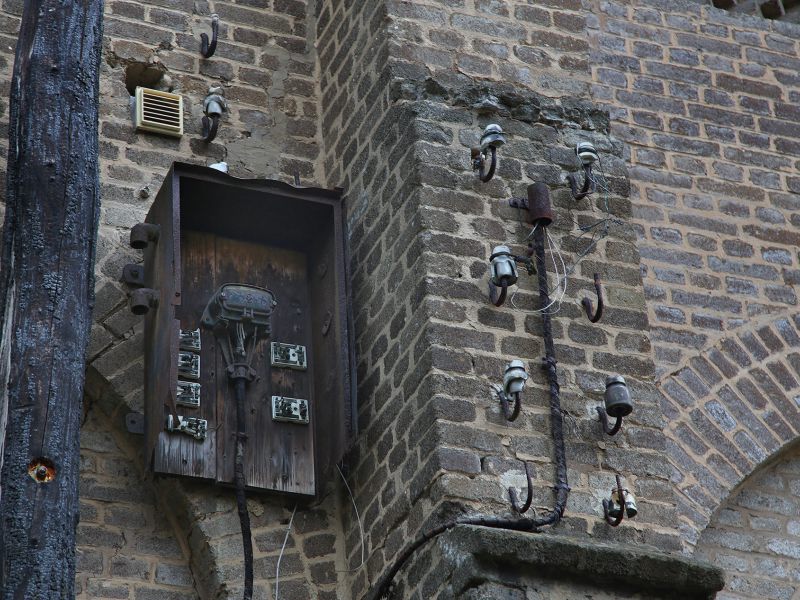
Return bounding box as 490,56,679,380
128,163,354,497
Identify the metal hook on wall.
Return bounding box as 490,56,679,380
471,124,505,183
200,14,219,58
472,145,497,183
602,474,637,526
493,386,521,421
567,141,599,201
509,461,534,514
202,115,220,143
581,273,604,323
488,279,508,308
491,360,528,422
487,246,534,308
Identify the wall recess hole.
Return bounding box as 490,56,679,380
27,457,56,483
124,62,169,96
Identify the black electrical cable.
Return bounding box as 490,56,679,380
533,224,570,524
366,223,570,600
233,377,254,600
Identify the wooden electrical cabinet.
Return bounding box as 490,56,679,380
125,163,354,497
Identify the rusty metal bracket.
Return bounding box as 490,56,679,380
472,145,497,183
122,263,145,287
509,461,534,514
508,196,527,210
200,13,219,58
125,412,145,435
488,280,508,308
130,223,160,249
596,406,623,436
581,273,604,323
603,474,626,527
130,288,158,315
508,183,554,226
567,164,596,201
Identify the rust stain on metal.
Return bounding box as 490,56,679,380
27,458,56,483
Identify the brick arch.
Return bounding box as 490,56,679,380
694,438,800,599
659,314,800,549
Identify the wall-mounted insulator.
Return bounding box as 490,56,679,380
202,87,226,143
567,141,598,201
130,223,160,249
603,474,637,526
491,359,528,422
576,141,599,165
504,360,528,396
488,246,534,307
597,374,633,436
471,124,505,183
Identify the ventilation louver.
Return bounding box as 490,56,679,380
134,87,183,137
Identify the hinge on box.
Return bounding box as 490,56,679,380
126,412,144,435
122,263,145,287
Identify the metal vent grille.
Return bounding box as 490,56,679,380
134,87,183,137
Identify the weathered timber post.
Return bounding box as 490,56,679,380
0,0,103,595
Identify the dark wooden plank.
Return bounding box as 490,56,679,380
0,0,103,594
213,236,315,495
143,181,179,475
154,231,217,480
308,221,349,489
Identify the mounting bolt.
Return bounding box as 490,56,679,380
27,457,56,483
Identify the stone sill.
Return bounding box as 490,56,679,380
437,525,725,600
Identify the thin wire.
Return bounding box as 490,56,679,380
274,503,297,600
544,229,568,314
509,221,540,308
336,464,366,572
535,229,566,315
563,154,635,277
510,226,565,313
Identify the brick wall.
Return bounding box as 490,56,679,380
83,0,360,595
588,1,800,595
697,444,800,600
78,400,196,599
1,0,800,598
316,1,692,597
655,314,800,550
382,0,591,98
0,0,352,596
590,0,800,376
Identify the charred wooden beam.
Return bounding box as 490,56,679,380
0,0,103,595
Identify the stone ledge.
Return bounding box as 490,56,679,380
437,525,725,599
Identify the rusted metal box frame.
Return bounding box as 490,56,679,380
138,162,354,497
